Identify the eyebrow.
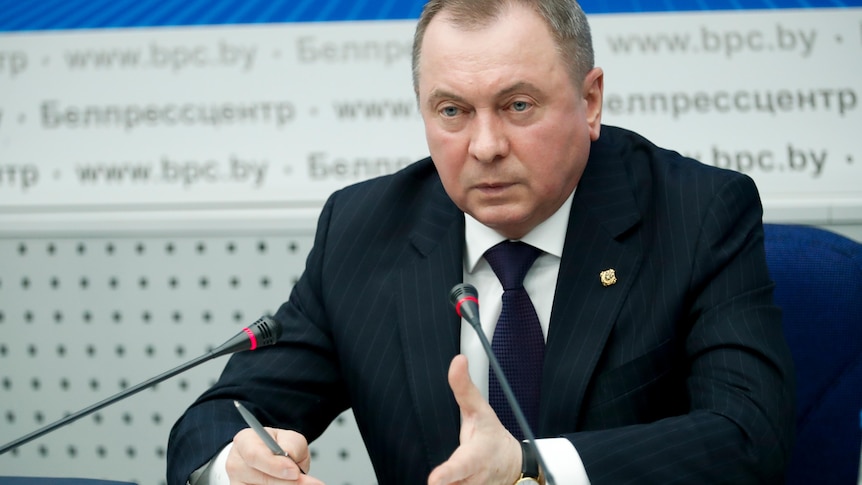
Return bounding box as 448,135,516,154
425,81,543,109
425,89,466,109
497,81,542,99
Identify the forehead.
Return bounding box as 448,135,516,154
418,5,563,97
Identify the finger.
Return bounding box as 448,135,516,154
296,474,326,485
448,354,488,419
271,428,312,474
427,356,488,485
428,433,522,485
226,457,324,485
227,452,304,484
230,428,303,481
427,443,479,485
225,461,293,485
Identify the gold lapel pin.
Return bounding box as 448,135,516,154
600,269,617,287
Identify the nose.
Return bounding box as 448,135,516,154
467,111,509,163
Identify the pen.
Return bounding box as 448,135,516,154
233,400,305,474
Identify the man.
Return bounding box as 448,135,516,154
167,0,796,483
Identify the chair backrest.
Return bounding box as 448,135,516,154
763,223,862,485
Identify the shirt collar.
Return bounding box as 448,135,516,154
464,189,575,273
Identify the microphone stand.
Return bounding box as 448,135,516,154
467,318,556,485
451,284,555,484
0,315,280,455
0,352,215,454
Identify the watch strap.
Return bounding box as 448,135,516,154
520,441,540,479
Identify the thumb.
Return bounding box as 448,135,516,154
448,354,486,418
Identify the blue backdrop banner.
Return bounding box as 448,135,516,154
1,0,861,32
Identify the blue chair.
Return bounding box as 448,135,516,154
763,223,862,485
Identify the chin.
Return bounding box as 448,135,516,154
474,210,532,238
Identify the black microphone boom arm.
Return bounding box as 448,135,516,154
0,315,281,455
449,283,556,485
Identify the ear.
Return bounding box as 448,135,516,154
582,67,604,141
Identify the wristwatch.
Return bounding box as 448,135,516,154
514,441,542,484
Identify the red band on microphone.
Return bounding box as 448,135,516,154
243,327,258,351
455,296,479,318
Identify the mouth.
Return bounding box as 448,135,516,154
475,182,508,192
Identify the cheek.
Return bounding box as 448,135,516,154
426,127,465,171
516,123,589,189
426,129,468,197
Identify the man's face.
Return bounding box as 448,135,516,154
418,4,603,239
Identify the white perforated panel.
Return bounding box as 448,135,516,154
0,233,376,485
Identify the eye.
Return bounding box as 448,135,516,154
440,105,461,117
510,100,531,112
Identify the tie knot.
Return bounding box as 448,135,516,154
484,241,542,290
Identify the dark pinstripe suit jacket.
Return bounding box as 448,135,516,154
167,126,795,484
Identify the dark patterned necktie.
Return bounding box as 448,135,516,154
484,240,544,440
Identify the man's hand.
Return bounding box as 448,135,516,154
428,354,522,485
226,427,324,484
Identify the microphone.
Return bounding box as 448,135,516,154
209,314,281,357
0,315,282,455
449,284,555,485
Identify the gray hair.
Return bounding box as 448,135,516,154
411,0,594,93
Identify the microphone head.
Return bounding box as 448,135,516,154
449,283,478,307
210,315,282,358
247,315,282,349
449,283,480,328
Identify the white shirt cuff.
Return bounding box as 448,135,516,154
188,442,232,485
534,437,591,485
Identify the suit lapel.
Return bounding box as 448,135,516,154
396,177,463,467
540,131,646,434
